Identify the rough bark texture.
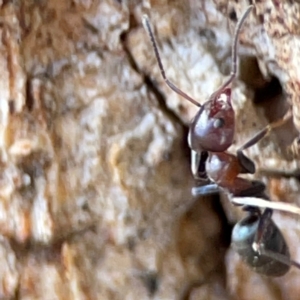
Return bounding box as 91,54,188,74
0,0,299,299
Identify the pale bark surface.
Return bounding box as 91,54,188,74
0,0,299,299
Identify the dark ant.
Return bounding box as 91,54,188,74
143,5,300,277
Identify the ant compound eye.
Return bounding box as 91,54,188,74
213,118,225,128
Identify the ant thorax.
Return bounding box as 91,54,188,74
188,87,235,153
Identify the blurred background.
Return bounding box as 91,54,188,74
0,0,299,299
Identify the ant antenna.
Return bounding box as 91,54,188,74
209,5,253,101
142,15,201,107
143,6,253,107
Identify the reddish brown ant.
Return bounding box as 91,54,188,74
143,5,300,276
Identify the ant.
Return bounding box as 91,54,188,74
143,5,300,277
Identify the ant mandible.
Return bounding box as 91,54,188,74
143,5,300,276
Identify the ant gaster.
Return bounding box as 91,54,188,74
143,6,300,276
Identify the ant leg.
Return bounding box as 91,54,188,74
237,109,292,173
252,208,300,271
142,15,201,107
237,180,266,197
191,150,200,179
191,183,219,197
237,152,256,174
252,208,273,252
191,150,208,180
290,135,300,156
238,109,292,151
231,196,300,215
259,247,300,270
191,150,217,196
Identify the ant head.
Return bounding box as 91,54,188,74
189,87,235,152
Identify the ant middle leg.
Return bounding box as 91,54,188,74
230,195,300,215
192,178,265,199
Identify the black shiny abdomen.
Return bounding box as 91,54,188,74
231,214,290,277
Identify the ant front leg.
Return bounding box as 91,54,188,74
190,150,220,197
237,109,292,173
190,149,208,180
